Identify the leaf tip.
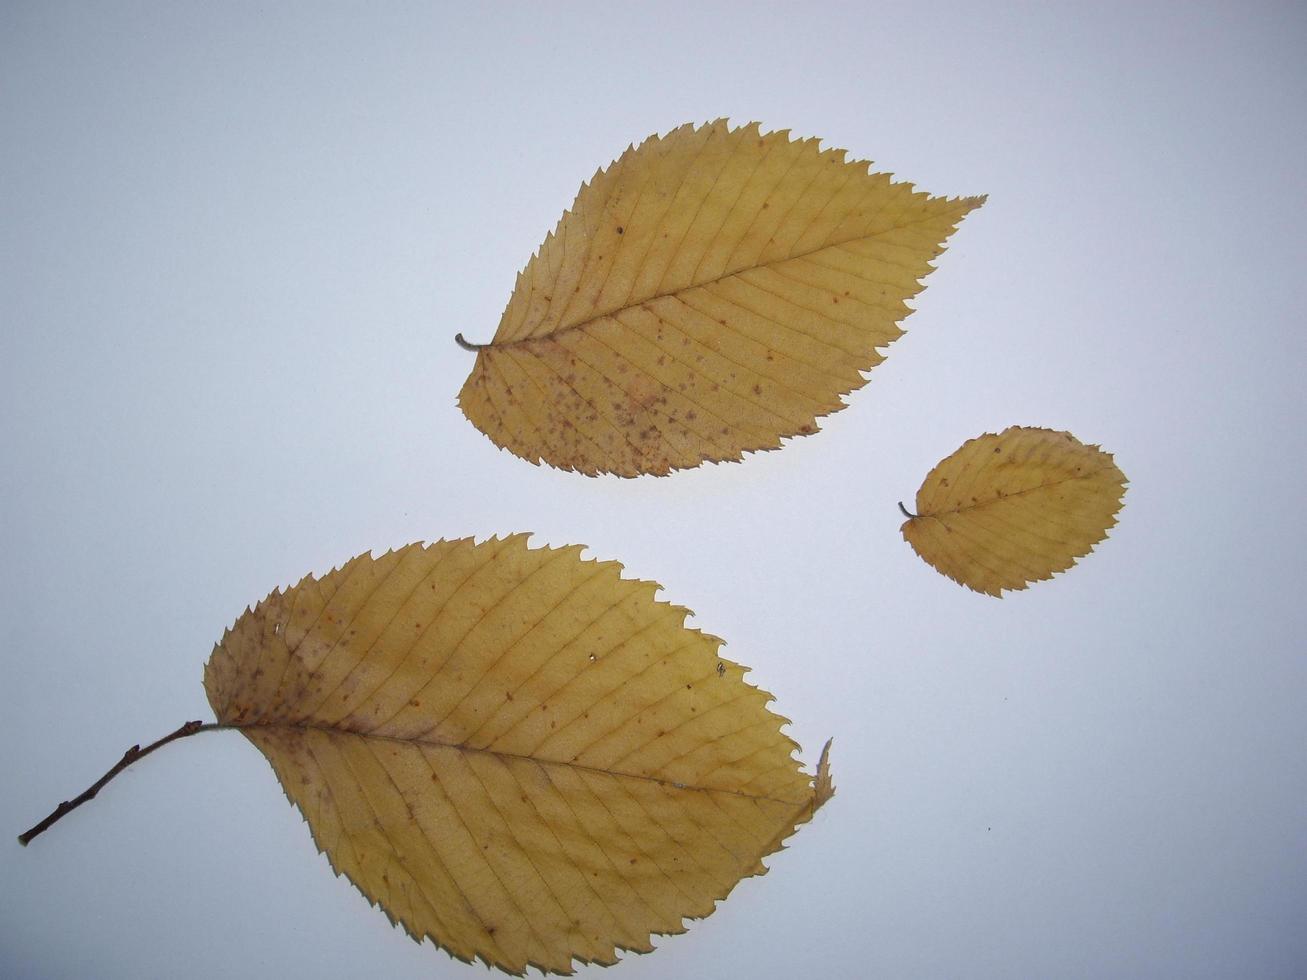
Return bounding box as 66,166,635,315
813,738,836,810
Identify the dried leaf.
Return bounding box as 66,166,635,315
901,427,1127,596
458,120,984,476
203,536,832,975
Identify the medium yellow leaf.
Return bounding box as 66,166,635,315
900,427,1127,596
203,536,832,975
458,120,984,477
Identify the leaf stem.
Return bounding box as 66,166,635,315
454,333,488,351
898,501,917,519
17,720,224,846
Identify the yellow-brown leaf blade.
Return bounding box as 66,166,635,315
901,427,1127,596
458,120,984,476
203,537,828,975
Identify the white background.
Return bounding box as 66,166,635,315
3,2,1305,977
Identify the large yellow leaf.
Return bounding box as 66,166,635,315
203,536,832,975
458,120,984,477
900,427,1127,596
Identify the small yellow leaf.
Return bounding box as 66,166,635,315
901,427,1127,596
458,120,984,477
203,536,831,975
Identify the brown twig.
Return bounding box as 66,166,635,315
18,719,221,846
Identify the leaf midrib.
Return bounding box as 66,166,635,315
480,197,981,352
917,466,1122,522
232,719,810,808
